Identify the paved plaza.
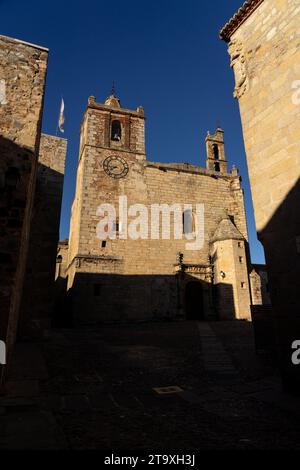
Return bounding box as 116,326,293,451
1,321,300,450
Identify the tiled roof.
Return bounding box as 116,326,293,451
220,0,264,42
211,218,245,243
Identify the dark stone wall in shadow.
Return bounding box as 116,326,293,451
251,305,275,353
213,281,236,320
258,177,300,390
54,272,235,326
0,135,39,371
19,161,65,337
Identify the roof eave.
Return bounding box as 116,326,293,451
219,0,264,43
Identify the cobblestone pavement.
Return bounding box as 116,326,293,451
1,321,300,450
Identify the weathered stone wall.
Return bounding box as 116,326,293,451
20,134,67,336
0,35,48,364
212,238,251,320
66,96,252,322
250,270,263,306
226,0,300,230
250,265,271,306
221,0,300,388
53,240,70,327
55,240,69,281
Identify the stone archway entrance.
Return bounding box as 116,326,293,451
185,281,204,320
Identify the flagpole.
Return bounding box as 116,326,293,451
56,98,60,137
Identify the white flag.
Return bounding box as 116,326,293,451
58,98,65,133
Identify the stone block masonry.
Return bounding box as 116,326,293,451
220,0,300,390
0,36,48,375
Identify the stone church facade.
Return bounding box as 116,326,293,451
61,93,253,323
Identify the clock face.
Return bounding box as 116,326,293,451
103,156,129,179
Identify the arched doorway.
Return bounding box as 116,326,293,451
185,281,204,320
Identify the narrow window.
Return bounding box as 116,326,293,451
183,210,193,234
212,144,219,160
111,120,121,141
94,284,101,297
239,256,243,263
241,282,246,289
56,255,62,264
238,242,242,248
101,241,107,248
214,162,220,172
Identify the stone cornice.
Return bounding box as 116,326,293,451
0,34,49,52
174,264,213,275
146,161,237,180
67,254,123,272
41,133,68,143
86,96,145,119
220,0,264,42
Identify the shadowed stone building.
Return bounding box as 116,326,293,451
0,35,67,382
63,93,253,323
250,264,271,307
20,134,67,337
220,0,300,389
0,35,48,367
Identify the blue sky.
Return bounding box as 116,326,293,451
2,0,265,263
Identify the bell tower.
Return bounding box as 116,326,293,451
79,87,146,162
68,89,147,279
205,127,227,173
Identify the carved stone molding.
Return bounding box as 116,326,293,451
68,254,123,272
175,263,213,282
228,38,249,99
